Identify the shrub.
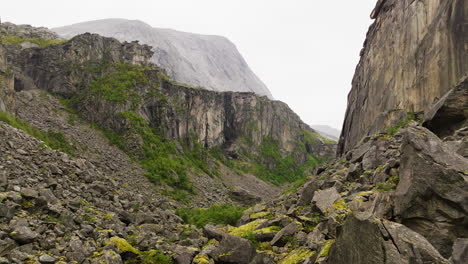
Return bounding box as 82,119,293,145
387,112,421,136
176,204,246,228
0,34,66,48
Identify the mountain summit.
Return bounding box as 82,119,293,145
53,18,273,98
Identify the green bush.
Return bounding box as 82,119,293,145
0,34,66,48
0,112,75,156
88,63,148,106
387,112,420,136
176,204,246,228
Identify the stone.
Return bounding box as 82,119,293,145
203,224,224,241
312,187,341,214
338,0,467,155
270,222,299,246
450,238,468,264
210,234,256,264
297,180,319,206
39,254,56,263
327,214,449,264
20,188,39,199
395,126,468,257
423,78,468,138
10,226,38,244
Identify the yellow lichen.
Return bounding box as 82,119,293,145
332,199,347,211
193,254,210,264
255,226,281,234
228,219,266,237
279,248,315,264
109,237,139,254
317,240,335,259
250,211,270,219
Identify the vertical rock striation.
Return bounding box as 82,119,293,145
338,0,468,156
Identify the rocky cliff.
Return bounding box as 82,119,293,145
6,32,333,165
53,19,273,98
338,0,467,155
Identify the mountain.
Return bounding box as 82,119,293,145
1,0,467,262
52,18,274,99
337,0,467,156
0,21,336,263
310,125,340,141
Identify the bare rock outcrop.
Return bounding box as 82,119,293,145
338,0,468,155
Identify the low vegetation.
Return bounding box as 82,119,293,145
0,111,75,156
0,34,66,48
387,112,421,136
176,204,246,228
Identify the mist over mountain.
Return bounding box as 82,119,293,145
53,18,273,98
310,125,340,141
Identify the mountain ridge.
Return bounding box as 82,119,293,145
52,18,274,99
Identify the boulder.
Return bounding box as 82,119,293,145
10,226,38,244
210,234,256,264
297,180,319,206
312,187,340,214
395,126,468,257
327,214,449,264
270,222,299,246
450,238,468,264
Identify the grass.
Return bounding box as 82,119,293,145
386,112,421,136
0,34,66,48
0,111,75,156
88,63,148,106
302,129,336,145
176,203,246,228
250,137,321,185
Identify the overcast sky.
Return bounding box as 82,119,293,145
2,0,376,130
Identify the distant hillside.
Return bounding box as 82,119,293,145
53,18,273,98
311,124,340,141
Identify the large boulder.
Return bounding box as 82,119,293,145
327,214,449,264
395,125,468,257
209,234,256,264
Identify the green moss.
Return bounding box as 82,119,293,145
375,165,386,174
21,200,34,208
176,204,246,228
250,211,270,219
255,226,282,234
193,254,210,264
0,112,75,156
228,219,266,237
386,112,421,136
110,237,139,254
375,182,396,192
279,248,315,264
139,250,173,264
0,34,66,48
317,240,334,259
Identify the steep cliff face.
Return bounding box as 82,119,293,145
8,33,334,162
53,19,273,98
338,0,467,155
0,45,14,112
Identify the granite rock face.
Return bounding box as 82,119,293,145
53,19,273,98
338,0,468,155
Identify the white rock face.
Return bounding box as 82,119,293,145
53,19,273,98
